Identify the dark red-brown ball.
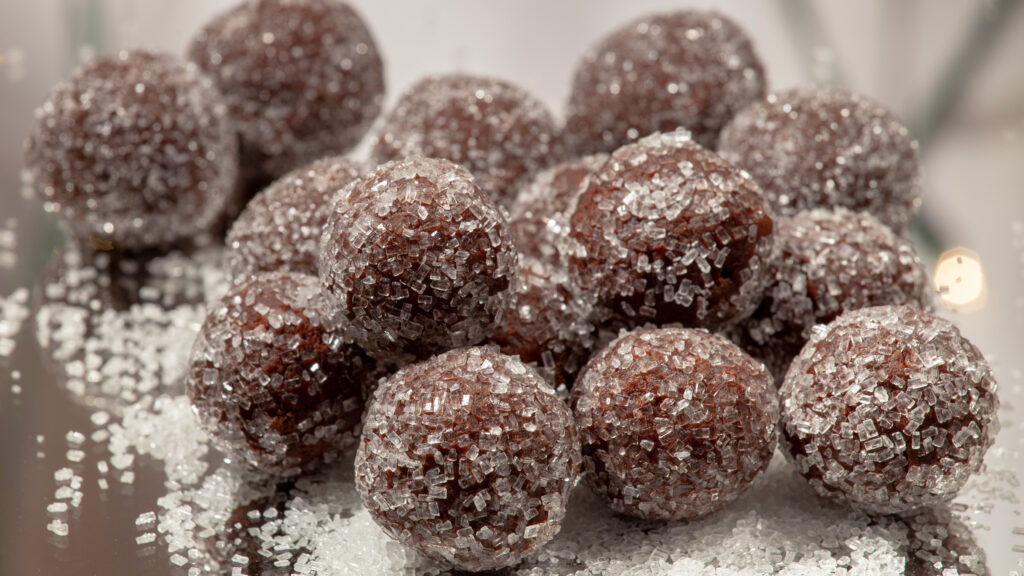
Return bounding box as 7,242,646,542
25,50,237,250
731,208,933,381
567,130,773,332
564,10,766,156
573,327,778,520
371,74,559,207
188,0,385,180
187,272,374,474
225,156,364,281
355,346,580,572
508,154,607,268
780,305,999,515
718,87,922,232
318,156,517,367
489,257,594,389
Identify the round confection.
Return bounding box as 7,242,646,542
371,73,559,207
188,0,385,180
318,156,517,366
567,130,773,332
186,272,374,474
718,87,922,232
564,10,766,156
225,156,364,281
24,49,237,250
732,208,932,381
572,327,778,521
509,154,607,267
489,257,594,389
780,305,999,515
355,346,580,572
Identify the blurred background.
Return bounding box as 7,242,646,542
1,1,1022,574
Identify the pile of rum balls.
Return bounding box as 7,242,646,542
25,1,999,572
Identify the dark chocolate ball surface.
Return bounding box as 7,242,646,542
371,73,559,207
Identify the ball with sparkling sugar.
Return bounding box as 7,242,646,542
564,10,766,156
24,49,237,250
318,156,517,366
780,305,999,515
508,153,608,267
188,0,385,180
225,156,364,281
371,73,560,206
568,130,774,331
187,272,374,474
573,327,779,520
489,256,595,388
732,208,933,381
718,87,922,232
355,346,580,572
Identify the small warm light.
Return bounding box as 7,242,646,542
934,247,987,312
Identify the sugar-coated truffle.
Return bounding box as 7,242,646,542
355,346,580,572
25,49,237,250
567,130,773,332
225,156,364,281
780,305,998,515
318,156,517,367
731,208,932,381
188,0,385,180
489,256,594,388
187,272,375,474
573,327,778,520
509,154,607,268
564,10,766,155
371,73,559,207
718,87,922,232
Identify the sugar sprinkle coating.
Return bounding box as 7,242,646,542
780,305,999,515
731,208,933,381
573,327,778,521
187,272,374,475
355,346,580,572
509,153,608,268
718,87,922,232
188,0,385,180
371,73,560,207
489,256,594,389
564,10,766,156
225,156,364,282
24,49,237,250
318,156,517,366
567,130,773,332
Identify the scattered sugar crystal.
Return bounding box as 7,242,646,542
0,288,29,357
